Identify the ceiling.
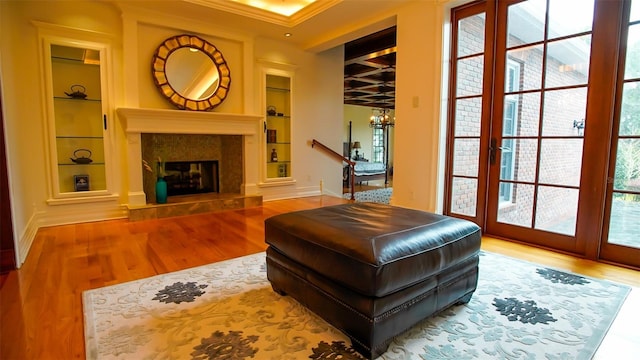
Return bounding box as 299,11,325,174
115,0,401,108
344,26,396,109
185,1,398,109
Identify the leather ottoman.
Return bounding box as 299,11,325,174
264,202,481,359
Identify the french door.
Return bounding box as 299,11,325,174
600,0,640,266
446,0,640,268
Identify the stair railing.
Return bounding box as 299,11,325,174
311,139,356,200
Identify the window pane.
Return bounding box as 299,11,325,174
450,177,477,216
620,82,640,136
613,138,640,191
455,98,482,137
535,186,579,235
624,24,640,80
545,36,591,88
507,0,546,48
497,183,534,227
608,193,640,248
505,93,540,136
539,139,583,187
507,45,543,91
631,0,640,22
501,138,537,183
453,139,479,177
456,55,484,97
542,88,587,136
457,14,486,57
548,0,594,39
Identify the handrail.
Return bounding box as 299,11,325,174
311,139,355,200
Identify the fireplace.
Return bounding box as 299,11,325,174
141,133,241,203
117,107,263,207
164,160,219,196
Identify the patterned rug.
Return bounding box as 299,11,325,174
343,187,392,204
83,251,631,359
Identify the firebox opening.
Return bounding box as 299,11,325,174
164,160,219,197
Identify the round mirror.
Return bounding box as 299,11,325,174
152,34,231,111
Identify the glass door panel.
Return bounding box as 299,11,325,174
447,9,487,221
603,0,640,259
487,0,594,251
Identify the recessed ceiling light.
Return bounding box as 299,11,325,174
231,0,316,17
284,33,292,37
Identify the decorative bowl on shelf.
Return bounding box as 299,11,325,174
267,106,277,116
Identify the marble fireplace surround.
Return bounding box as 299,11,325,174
117,108,263,208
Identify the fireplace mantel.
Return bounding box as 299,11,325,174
117,107,263,207
117,108,262,135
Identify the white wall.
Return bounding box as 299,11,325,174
392,0,449,212
0,0,346,265
1,0,463,265
0,0,124,266
253,37,344,199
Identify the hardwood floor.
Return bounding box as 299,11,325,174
1,195,638,359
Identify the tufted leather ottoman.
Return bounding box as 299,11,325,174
265,202,481,359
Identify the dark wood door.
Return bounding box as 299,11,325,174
0,84,16,272
599,0,640,268
445,0,640,268
485,0,597,254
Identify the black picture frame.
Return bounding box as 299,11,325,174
74,175,90,191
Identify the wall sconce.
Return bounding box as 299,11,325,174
573,118,585,136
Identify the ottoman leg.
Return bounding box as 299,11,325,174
456,292,473,305
271,284,287,296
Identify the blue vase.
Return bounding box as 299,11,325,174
156,177,167,204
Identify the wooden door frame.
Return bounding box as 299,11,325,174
0,83,17,272
598,0,640,267
445,0,639,268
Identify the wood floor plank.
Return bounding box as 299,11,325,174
1,195,638,359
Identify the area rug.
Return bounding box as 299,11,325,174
343,187,392,204
83,251,630,359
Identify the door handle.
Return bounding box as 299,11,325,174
490,138,497,165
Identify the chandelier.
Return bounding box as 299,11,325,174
369,108,395,129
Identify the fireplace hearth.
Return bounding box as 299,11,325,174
165,160,219,197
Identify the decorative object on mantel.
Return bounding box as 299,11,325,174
155,158,167,204
151,34,231,111
70,148,93,164
144,158,168,204
64,84,87,99
155,178,168,204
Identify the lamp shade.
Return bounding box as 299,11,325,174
353,141,361,149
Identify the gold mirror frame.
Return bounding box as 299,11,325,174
152,34,231,111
